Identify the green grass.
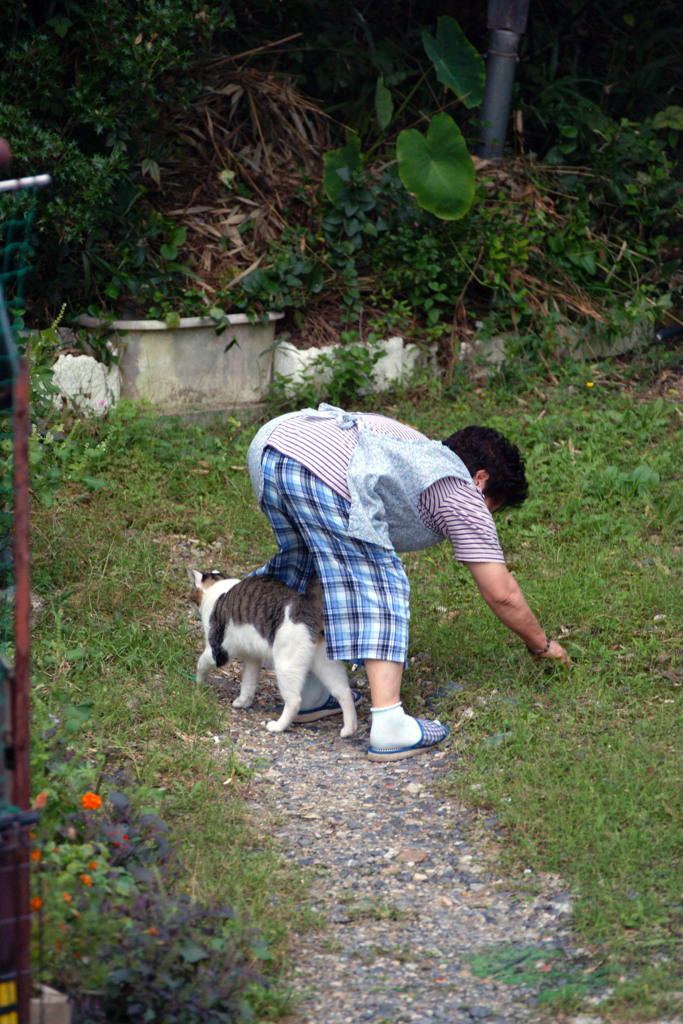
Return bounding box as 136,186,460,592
28,408,305,1016
27,353,682,1019
400,366,683,1018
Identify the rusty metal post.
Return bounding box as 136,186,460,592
12,359,30,1024
11,360,29,812
0,166,50,1024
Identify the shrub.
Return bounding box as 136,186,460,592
232,144,680,364
2,1,680,360
78,894,266,1024
29,719,267,1022
0,0,235,317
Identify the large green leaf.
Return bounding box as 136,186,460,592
422,16,485,109
396,112,475,221
375,76,393,132
322,136,362,203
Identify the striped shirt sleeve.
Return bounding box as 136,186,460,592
418,477,505,563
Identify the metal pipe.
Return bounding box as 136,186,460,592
477,29,521,161
0,175,51,194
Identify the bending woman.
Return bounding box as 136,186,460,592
247,404,569,762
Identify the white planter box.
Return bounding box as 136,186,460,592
459,318,649,379
77,313,282,414
272,335,426,398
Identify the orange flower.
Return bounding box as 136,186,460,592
31,849,41,862
62,893,72,903
30,897,42,912
148,927,157,936
89,861,98,871
32,791,48,810
81,792,102,810
79,874,92,886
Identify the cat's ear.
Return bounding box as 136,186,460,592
188,567,203,587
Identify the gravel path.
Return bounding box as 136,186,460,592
208,665,626,1024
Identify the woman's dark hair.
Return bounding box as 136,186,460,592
442,426,528,508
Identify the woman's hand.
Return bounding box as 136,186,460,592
533,639,571,665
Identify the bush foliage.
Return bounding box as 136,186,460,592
0,0,680,352
0,0,236,311
30,726,267,1023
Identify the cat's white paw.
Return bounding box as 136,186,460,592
340,723,357,738
232,696,253,708
266,719,286,732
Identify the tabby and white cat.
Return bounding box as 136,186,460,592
188,569,358,737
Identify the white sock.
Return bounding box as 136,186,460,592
369,702,422,750
300,673,329,711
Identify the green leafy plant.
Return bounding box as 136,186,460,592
322,338,383,405
25,322,63,420
26,423,109,507
6,2,680,369
79,894,266,1024
0,0,235,317
30,719,267,1022
396,112,475,220
323,17,483,223
421,17,485,106
268,332,384,411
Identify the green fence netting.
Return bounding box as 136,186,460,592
0,194,34,818
0,170,50,1024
